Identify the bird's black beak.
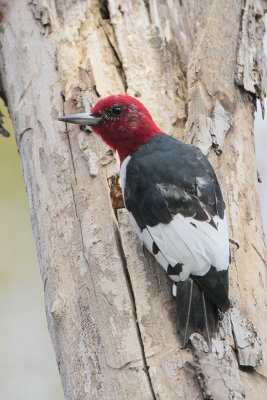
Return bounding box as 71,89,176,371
58,112,103,126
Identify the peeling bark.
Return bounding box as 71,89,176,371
190,333,245,400
0,0,266,399
235,0,267,115
231,306,263,368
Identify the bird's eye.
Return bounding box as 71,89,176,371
110,106,124,117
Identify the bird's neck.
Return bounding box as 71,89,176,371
117,130,163,162
94,123,163,163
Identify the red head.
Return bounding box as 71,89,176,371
91,94,162,161
59,94,162,162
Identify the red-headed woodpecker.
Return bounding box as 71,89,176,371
59,94,230,347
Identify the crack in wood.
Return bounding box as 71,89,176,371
106,358,142,371
143,0,152,24
251,243,267,268
114,223,157,400
63,83,100,305
66,133,77,183
61,95,78,184
98,0,110,20
103,30,128,92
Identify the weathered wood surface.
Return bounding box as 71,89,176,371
0,0,266,399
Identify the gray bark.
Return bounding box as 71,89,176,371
0,0,266,399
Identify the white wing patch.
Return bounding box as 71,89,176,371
153,214,227,277
128,210,229,282
120,155,131,192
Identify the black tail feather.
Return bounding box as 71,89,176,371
176,278,218,347
191,267,230,312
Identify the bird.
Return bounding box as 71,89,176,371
59,94,230,348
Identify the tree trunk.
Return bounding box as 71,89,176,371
0,0,266,399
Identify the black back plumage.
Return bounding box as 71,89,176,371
124,134,225,228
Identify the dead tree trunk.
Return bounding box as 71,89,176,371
0,0,266,399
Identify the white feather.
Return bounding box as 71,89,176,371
148,214,229,280
131,211,228,282
120,155,131,193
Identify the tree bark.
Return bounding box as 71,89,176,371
0,0,267,399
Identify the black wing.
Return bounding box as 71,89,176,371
124,134,225,231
